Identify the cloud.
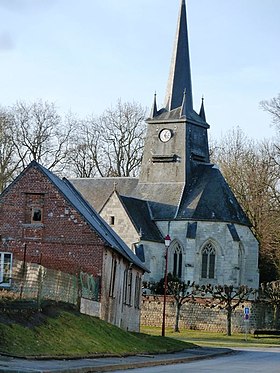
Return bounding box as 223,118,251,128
0,32,14,50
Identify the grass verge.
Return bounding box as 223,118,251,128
141,326,280,348
0,304,195,358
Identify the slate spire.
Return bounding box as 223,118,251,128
165,0,193,113
199,96,206,121
150,92,158,118
180,89,187,118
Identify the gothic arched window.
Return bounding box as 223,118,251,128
172,242,183,279
201,242,215,279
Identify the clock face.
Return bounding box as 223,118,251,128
159,129,172,143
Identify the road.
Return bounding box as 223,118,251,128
112,347,280,373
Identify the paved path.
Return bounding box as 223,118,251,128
0,347,232,372
112,347,280,373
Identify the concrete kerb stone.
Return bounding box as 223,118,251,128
86,349,235,372
0,348,235,373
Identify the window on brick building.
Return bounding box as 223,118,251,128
109,257,117,298
31,207,42,222
134,273,141,309
201,242,216,279
123,269,127,304
0,252,12,287
123,268,133,306
25,193,44,224
127,270,133,306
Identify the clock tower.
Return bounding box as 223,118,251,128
136,0,210,207
71,0,259,291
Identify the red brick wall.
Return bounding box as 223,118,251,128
0,165,105,277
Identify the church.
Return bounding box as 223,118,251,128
71,0,259,289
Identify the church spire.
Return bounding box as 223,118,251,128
165,0,193,113
180,89,187,118
199,96,206,121
150,92,158,118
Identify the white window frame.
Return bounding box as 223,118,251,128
0,252,13,287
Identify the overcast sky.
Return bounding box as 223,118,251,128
0,0,279,140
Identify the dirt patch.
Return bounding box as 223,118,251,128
0,301,77,328
0,309,47,328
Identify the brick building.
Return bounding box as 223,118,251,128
0,161,147,332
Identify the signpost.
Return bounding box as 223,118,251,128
244,307,250,341
244,307,250,317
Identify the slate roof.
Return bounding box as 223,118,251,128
69,165,250,227
148,200,178,221
132,181,185,209
147,107,208,127
70,177,139,212
4,161,147,272
176,164,251,226
119,195,164,243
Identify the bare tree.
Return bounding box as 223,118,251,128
211,128,280,282
11,100,74,172
258,281,280,329
66,119,100,178
201,284,253,336
260,93,280,177
68,100,147,177
260,94,280,128
0,108,20,191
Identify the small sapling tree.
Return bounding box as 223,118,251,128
167,277,196,332
146,273,197,333
201,284,253,336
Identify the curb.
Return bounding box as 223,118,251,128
78,350,236,373
78,349,235,373
0,348,234,373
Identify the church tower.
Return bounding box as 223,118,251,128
71,0,259,290
131,0,258,288
137,0,209,208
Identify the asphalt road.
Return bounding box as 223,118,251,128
112,347,280,373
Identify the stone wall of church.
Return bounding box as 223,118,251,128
141,296,276,333
141,241,165,283
155,220,259,289
100,192,139,250
235,224,259,288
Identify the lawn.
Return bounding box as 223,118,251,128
141,326,280,348
0,304,195,358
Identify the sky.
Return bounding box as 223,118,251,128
0,0,280,141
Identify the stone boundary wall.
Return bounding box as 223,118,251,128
141,295,277,333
